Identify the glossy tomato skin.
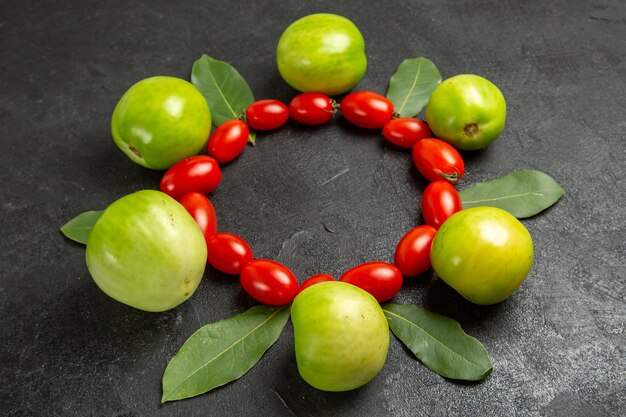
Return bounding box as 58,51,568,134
240,260,299,305
86,190,206,312
421,181,462,229
291,282,389,391
382,118,431,149
394,225,438,276
179,192,217,245
431,207,533,305
206,233,253,275
339,262,403,302
289,93,335,125
340,92,394,129
277,14,367,96
111,76,211,170
412,138,465,183
160,155,222,201
245,100,289,131
426,74,506,150
298,274,335,294
206,120,249,164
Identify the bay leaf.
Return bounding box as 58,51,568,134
162,305,290,403
191,54,256,143
460,169,565,218
60,210,103,244
386,57,441,117
382,303,492,381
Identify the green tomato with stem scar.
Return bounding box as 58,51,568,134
426,74,506,150
111,76,211,170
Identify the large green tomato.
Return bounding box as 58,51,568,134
276,13,367,96
426,74,506,150
431,207,533,305
86,190,207,312
291,281,389,391
111,76,211,170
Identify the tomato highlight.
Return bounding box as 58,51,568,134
240,260,299,305
206,233,254,275
246,99,289,131
160,156,222,201
339,262,402,302
421,180,462,229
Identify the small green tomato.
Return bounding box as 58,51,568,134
431,206,533,305
291,281,389,391
276,13,367,96
426,74,506,150
86,190,207,312
111,76,211,170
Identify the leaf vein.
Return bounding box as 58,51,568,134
383,308,486,370
164,308,283,397
462,188,558,204
206,63,238,119
398,62,422,114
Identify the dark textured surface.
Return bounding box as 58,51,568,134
1,0,625,415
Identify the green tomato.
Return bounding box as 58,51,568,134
431,207,533,305
276,13,367,96
111,76,211,170
291,281,389,391
426,74,506,150
86,190,207,312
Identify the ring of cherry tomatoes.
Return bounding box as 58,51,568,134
159,91,465,305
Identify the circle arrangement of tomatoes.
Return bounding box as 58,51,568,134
246,99,289,131
160,155,222,201
276,13,367,96
240,260,299,305
206,120,249,163
289,93,336,125
340,92,394,129
412,138,465,184
90,12,545,397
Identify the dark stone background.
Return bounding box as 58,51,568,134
1,0,624,416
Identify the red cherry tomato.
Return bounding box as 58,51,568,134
245,99,289,131
412,138,465,183
421,180,462,229
206,233,253,275
180,192,217,245
340,91,394,129
382,118,431,149
160,155,222,201
240,260,299,305
298,274,335,294
339,262,403,302
289,93,336,125
394,225,437,276
206,120,249,164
